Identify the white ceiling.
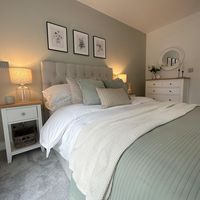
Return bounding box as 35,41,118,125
77,0,200,33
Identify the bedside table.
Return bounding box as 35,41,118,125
0,101,43,163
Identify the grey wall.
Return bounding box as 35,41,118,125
0,0,146,145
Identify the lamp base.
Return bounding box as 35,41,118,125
16,85,31,102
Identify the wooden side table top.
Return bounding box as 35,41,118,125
0,100,42,109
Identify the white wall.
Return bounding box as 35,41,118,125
146,12,200,104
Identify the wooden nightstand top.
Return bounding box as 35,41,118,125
146,77,190,81
0,100,42,109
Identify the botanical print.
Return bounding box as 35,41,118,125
73,30,89,56
96,40,104,54
78,37,86,49
46,22,68,53
93,36,106,59
51,30,64,49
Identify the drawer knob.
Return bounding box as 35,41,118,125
169,99,172,101
170,83,172,85
169,90,172,93
153,90,155,92
21,112,26,116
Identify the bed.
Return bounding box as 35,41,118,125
40,61,200,200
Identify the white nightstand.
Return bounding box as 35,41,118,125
0,101,43,163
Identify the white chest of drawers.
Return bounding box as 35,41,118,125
145,78,190,103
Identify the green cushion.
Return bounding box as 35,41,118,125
103,79,128,90
78,79,105,105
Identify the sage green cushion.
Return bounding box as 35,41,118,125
103,79,128,90
78,79,105,105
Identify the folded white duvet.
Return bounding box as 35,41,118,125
40,97,153,158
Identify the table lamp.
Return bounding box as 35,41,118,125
9,67,32,102
117,73,127,83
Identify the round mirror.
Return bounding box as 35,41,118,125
159,47,185,71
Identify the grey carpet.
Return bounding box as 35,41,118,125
0,149,69,200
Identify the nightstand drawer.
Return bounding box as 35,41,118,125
6,106,37,123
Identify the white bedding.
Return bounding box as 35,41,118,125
40,97,196,200
40,97,153,158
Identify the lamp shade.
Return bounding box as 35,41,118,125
117,73,127,83
9,67,32,85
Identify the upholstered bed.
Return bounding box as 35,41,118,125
41,60,113,178
40,61,200,200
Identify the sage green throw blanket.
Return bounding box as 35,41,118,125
69,107,200,200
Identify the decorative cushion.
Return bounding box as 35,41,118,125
42,84,72,111
96,88,131,108
66,78,83,104
78,79,105,105
103,78,128,90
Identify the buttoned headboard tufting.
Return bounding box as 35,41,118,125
41,60,113,90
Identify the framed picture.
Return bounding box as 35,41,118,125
46,22,68,53
93,36,106,59
73,30,89,56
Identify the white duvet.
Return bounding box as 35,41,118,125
40,97,196,200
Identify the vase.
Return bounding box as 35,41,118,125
155,73,161,79
152,73,156,79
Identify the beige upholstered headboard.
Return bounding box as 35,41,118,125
41,60,113,90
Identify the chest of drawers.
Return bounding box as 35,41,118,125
145,78,190,103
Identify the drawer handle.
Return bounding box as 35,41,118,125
169,99,172,101
21,112,26,116
169,83,172,85
153,83,155,86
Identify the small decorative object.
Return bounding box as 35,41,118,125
167,57,172,66
93,36,106,59
4,96,15,105
171,58,177,66
155,74,161,79
9,67,32,102
148,65,161,79
182,70,184,78
128,83,134,95
46,22,68,53
178,69,180,77
73,30,89,56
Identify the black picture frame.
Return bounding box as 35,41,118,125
93,36,106,59
46,21,68,53
73,30,89,56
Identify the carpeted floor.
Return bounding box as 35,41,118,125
0,149,69,200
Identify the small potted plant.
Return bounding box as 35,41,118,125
148,65,161,79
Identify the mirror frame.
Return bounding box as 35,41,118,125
159,47,185,71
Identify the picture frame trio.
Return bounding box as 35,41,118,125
46,22,106,59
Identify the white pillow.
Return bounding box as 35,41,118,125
42,84,72,111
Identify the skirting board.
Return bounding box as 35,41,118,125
0,141,5,151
